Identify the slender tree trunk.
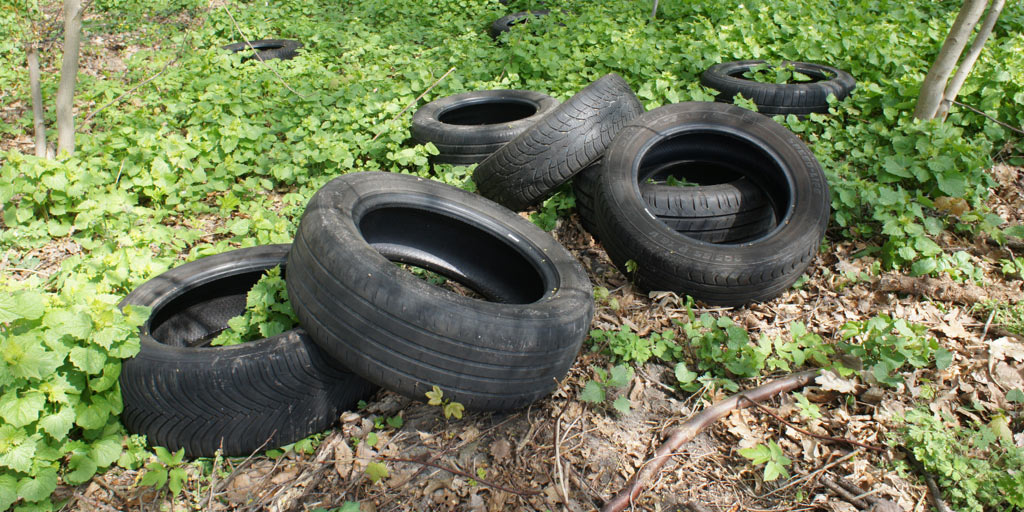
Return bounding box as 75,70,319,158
55,0,84,156
937,0,1005,119
914,0,988,120
651,0,659,19
27,44,47,158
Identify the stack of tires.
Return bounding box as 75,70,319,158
120,175,593,457
119,62,849,456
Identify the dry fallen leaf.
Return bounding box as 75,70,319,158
490,439,511,462
816,370,858,394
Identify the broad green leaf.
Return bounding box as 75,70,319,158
37,407,75,441
607,365,633,388
16,467,57,502
64,452,98,485
0,474,17,512
738,444,770,464
0,436,36,473
674,362,697,384
934,348,953,370
365,462,388,483
579,381,605,403
90,435,124,467
612,396,631,414
0,391,45,428
69,346,107,374
169,467,187,496
443,402,464,420
1006,388,1024,404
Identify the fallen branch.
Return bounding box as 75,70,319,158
821,474,869,509
878,273,1018,305
379,456,541,497
600,370,819,512
738,396,884,453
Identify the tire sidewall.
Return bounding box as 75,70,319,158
595,103,829,301
411,90,559,147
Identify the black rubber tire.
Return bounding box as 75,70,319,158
286,172,594,411
488,10,551,39
700,60,855,116
591,102,830,306
221,39,303,61
473,73,644,211
119,245,376,457
575,159,775,243
411,90,560,158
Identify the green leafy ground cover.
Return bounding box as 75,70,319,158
1,0,1023,509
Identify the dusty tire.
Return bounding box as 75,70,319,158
286,172,593,411
119,245,376,457
591,102,830,306
575,159,775,243
488,10,551,39
221,39,303,61
700,60,855,116
473,73,644,211
411,90,559,160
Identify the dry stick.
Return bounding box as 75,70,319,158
738,396,884,453
899,447,953,512
211,432,277,496
379,457,541,496
370,66,456,142
600,370,819,512
821,475,869,510
953,99,1024,136
221,3,306,98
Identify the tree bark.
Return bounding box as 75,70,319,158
27,44,47,158
914,0,988,120
55,0,84,156
937,0,1005,119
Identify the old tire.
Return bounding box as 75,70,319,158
221,39,303,61
119,245,376,457
575,159,775,243
488,10,551,39
473,73,644,211
591,102,830,306
411,90,559,160
287,172,593,411
700,60,855,116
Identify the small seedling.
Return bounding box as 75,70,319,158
579,364,634,414
139,446,188,498
739,440,792,481
425,385,465,419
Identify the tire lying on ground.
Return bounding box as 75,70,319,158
591,102,830,306
574,158,775,243
287,172,594,411
473,73,644,211
411,90,560,164
119,245,376,457
488,10,551,39
700,60,855,116
221,39,303,61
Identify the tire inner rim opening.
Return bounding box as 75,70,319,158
637,130,793,243
150,270,270,348
360,206,549,304
438,99,539,125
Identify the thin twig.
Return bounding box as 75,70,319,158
211,432,277,496
370,66,456,142
738,396,884,453
601,370,820,512
221,3,306,98
952,100,1024,136
379,457,541,496
758,450,862,500
821,475,869,509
